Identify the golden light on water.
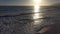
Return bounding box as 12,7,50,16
33,0,41,19
33,0,43,25
33,13,40,19
34,5,40,13
33,3,40,19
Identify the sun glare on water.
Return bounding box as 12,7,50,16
33,0,42,19
33,0,43,25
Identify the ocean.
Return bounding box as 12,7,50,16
0,6,60,34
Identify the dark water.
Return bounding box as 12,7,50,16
0,6,60,34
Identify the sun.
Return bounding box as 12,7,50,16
34,0,40,3
34,0,42,4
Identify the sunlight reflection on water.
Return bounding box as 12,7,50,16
33,5,43,26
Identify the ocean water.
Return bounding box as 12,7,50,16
0,6,60,34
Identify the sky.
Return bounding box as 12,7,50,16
47,0,60,4
0,0,33,6
0,0,60,6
